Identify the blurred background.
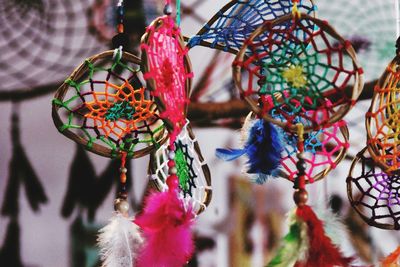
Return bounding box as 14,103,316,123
0,0,400,266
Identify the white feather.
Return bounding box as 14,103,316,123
97,213,143,267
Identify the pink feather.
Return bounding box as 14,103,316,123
134,189,194,267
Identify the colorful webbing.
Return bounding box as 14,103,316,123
348,148,400,229
188,0,315,52
234,14,361,130
141,15,192,143
53,54,164,157
366,61,400,173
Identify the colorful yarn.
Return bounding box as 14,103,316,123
53,52,164,157
141,15,192,141
366,59,400,174
188,0,315,53
233,13,363,131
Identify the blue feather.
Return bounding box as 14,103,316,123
215,148,246,161
245,120,283,180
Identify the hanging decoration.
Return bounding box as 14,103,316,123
347,147,400,230
52,50,167,158
233,12,364,132
135,1,198,266
267,124,353,267
149,120,212,214
188,0,315,54
366,55,400,174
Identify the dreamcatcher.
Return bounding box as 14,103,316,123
347,147,400,230
52,1,172,266
233,12,364,132
149,120,212,214
187,0,316,54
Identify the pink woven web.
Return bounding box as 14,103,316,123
142,15,193,141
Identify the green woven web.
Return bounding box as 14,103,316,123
53,54,165,157
175,140,197,197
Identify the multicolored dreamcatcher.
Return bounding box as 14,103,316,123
366,55,400,174
233,12,364,132
149,120,212,214
347,147,400,230
187,0,316,54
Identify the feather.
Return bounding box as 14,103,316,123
215,148,246,161
97,213,143,267
295,205,353,267
216,119,283,183
135,190,194,267
267,210,309,267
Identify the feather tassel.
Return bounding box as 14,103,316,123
267,210,309,267
216,118,283,183
97,213,143,267
295,205,353,267
135,189,194,267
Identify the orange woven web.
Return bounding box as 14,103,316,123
366,62,400,174
53,55,164,157
141,15,193,141
233,14,362,130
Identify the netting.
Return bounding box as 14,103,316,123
233,13,363,132
141,15,193,140
281,120,349,183
347,147,400,230
149,120,212,214
317,0,397,82
52,50,167,158
0,0,106,91
187,0,315,54
366,57,400,174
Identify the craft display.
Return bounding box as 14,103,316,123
233,12,364,132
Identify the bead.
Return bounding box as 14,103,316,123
296,152,305,159
168,160,175,168
112,33,130,49
169,166,177,174
120,167,127,173
163,4,172,15
293,189,308,206
114,198,129,214
296,160,306,172
168,151,176,160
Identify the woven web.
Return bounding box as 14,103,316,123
317,0,396,82
234,15,362,129
141,15,192,139
0,0,106,91
53,53,165,157
280,120,349,183
150,120,211,214
348,148,400,229
366,62,400,174
187,0,315,53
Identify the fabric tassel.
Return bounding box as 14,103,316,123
267,210,309,267
135,189,194,267
97,213,143,267
381,246,400,267
295,205,353,267
216,118,283,183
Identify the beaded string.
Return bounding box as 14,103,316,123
293,123,308,206
114,151,130,215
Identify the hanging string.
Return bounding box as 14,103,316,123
176,0,181,26
112,0,130,50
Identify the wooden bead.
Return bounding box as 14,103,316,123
293,189,308,206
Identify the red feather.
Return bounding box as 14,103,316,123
295,205,353,267
134,189,194,267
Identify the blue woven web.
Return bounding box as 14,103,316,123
187,0,315,53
